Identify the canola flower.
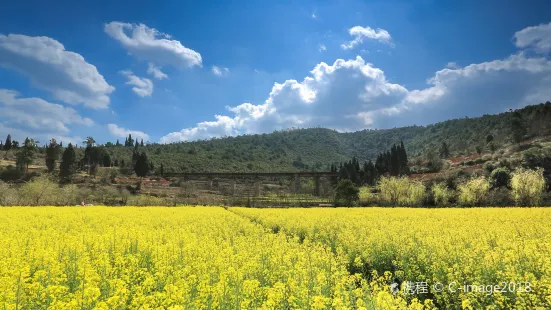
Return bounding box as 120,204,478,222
233,207,551,309
0,207,383,310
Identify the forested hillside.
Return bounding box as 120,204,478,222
3,101,551,173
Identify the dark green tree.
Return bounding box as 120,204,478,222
334,179,360,206
439,142,450,158
4,134,11,150
102,152,112,167
16,137,38,172
45,138,60,172
59,143,77,182
134,152,150,178
510,111,527,144
486,134,494,144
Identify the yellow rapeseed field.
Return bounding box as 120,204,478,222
1,207,550,309
0,207,379,310
233,207,551,309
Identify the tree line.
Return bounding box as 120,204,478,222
331,141,409,186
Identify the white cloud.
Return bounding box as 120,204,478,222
341,26,393,50
311,13,317,19
514,22,551,54
120,70,153,97
0,34,115,109
161,52,551,143
107,124,150,142
105,22,202,69
147,63,168,80
319,44,327,52
212,65,229,77
0,89,93,136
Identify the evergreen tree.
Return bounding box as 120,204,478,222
135,140,139,148
103,152,112,167
45,138,60,172
134,152,150,178
16,137,38,172
59,143,77,182
160,163,164,176
140,139,144,147
439,142,451,158
510,111,527,144
116,139,121,147
4,134,12,150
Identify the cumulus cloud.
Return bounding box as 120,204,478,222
0,34,115,109
147,63,168,80
161,52,551,143
212,65,229,77
120,70,153,97
107,124,150,142
0,89,94,135
341,26,393,50
514,22,551,54
105,22,202,69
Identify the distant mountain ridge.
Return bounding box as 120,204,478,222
98,101,551,173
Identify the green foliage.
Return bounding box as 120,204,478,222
457,176,490,206
19,175,59,205
59,143,77,182
510,111,527,144
16,138,38,172
134,152,150,177
378,176,425,206
510,168,546,206
45,138,60,172
439,142,450,158
431,183,454,206
4,134,12,150
334,179,359,206
490,167,510,188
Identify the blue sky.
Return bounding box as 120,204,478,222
1,0,551,145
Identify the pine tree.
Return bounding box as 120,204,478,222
116,139,121,147
16,137,38,172
439,142,450,158
59,143,77,182
45,138,60,172
510,111,527,144
134,152,150,178
140,139,144,147
160,163,164,177
102,152,112,167
4,134,12,150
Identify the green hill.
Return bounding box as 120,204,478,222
3,101,551,174
100,101,551,173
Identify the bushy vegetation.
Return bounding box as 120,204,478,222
457,176,491,206
334,179,360,206
377,176,425,206
431,182,454,206
510,168,546,206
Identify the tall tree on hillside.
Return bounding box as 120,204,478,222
103,152,112,167
134,152,150,178
439,142,451,158
4,134,12,150
45,138,60,172
16,137,38,173
11,140,19,148
486,134,494,144
59,143,77,182
160,163,164,177
83,136,96,175
510,111,527,144
140,139,144,147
